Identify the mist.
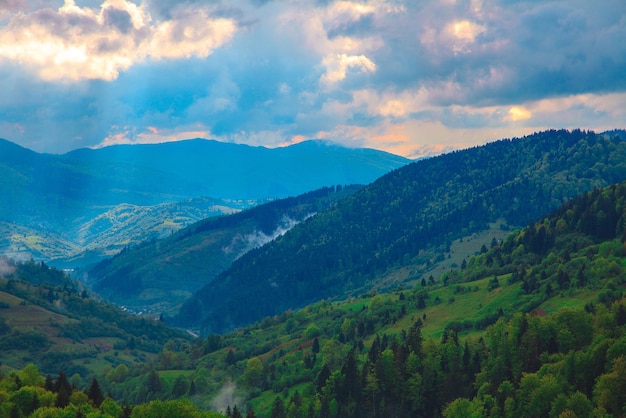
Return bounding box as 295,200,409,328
223,214,314,259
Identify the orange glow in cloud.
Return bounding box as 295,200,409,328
508,106,531,121
368,126,415,155
275,135,307,148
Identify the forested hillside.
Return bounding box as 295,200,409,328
97,180,626,418
0,259,188,378
85,186,361,315
4,147,626,418
177,129,626,333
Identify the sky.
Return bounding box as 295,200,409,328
0,0,625,158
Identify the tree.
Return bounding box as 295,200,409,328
18,363,44,387
188,380,197,396
312,337,320,354
172,375,189,398
594,356,626,416
146,370,162,393
54,372,72,408
443,398,485,418
271,397,286,418
101,398,123,417
231,405,243,418
130,399,223,418
243,357,264,388
87,377,104,407
226,349,236,366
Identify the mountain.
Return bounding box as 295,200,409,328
84,186,362,316
0,138,409,264
0,258,188,378
105,179,626,417
4,143,626,418
176,129,626,333
62,139,409,200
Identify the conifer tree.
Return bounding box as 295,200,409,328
87,377,104,407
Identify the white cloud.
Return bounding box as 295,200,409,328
98,125,211,147
447,20,486,54
320,53,377,87
0,0,237,81
1,0,626,158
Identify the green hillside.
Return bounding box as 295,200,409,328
3,146,626,418
0,259,188,379
84,186,361,316
178,129,626,333
100,180,626,417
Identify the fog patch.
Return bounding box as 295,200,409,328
210,381,243,413
223,214,314,259
0,257,15,277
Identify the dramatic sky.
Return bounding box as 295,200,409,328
0,0,625,158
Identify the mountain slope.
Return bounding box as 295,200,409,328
0,138,408,263
85,186,362,315
0,259,188,378
108,179,626,417
176,129,626,333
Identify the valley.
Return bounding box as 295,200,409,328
1,130,626,417
0,138,407,265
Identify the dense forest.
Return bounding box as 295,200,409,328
178,129,626,333
0,364,226,417
69,179,626,418
86,185,362,315
3,131,626,417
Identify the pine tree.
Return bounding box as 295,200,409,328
312,337,320,354
54,372,72,408
87,377,104,407
271,397,286,418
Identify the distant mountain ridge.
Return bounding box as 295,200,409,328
174,129,626,333
61,139,409,200
0,138,409,263
84,186,362,315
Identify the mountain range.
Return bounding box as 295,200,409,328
172,129,626,333
0,138,409,264
3,128,626,417
84,185,362,315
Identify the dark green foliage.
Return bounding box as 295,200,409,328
54,372,72,408
93,177,623,418
146,370,162,393
87,377,104,407
270,397,286,418
89,185,363,314
180,130,626,333
171,375,189,398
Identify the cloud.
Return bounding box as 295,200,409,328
508,106,531,122
0,0,625,157
0,0,26,13
0,0,236,81
222,215,310,260
98,125,212,148
0,256,15,277
320,53,377,87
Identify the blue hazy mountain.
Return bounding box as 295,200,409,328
0,138,409,263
